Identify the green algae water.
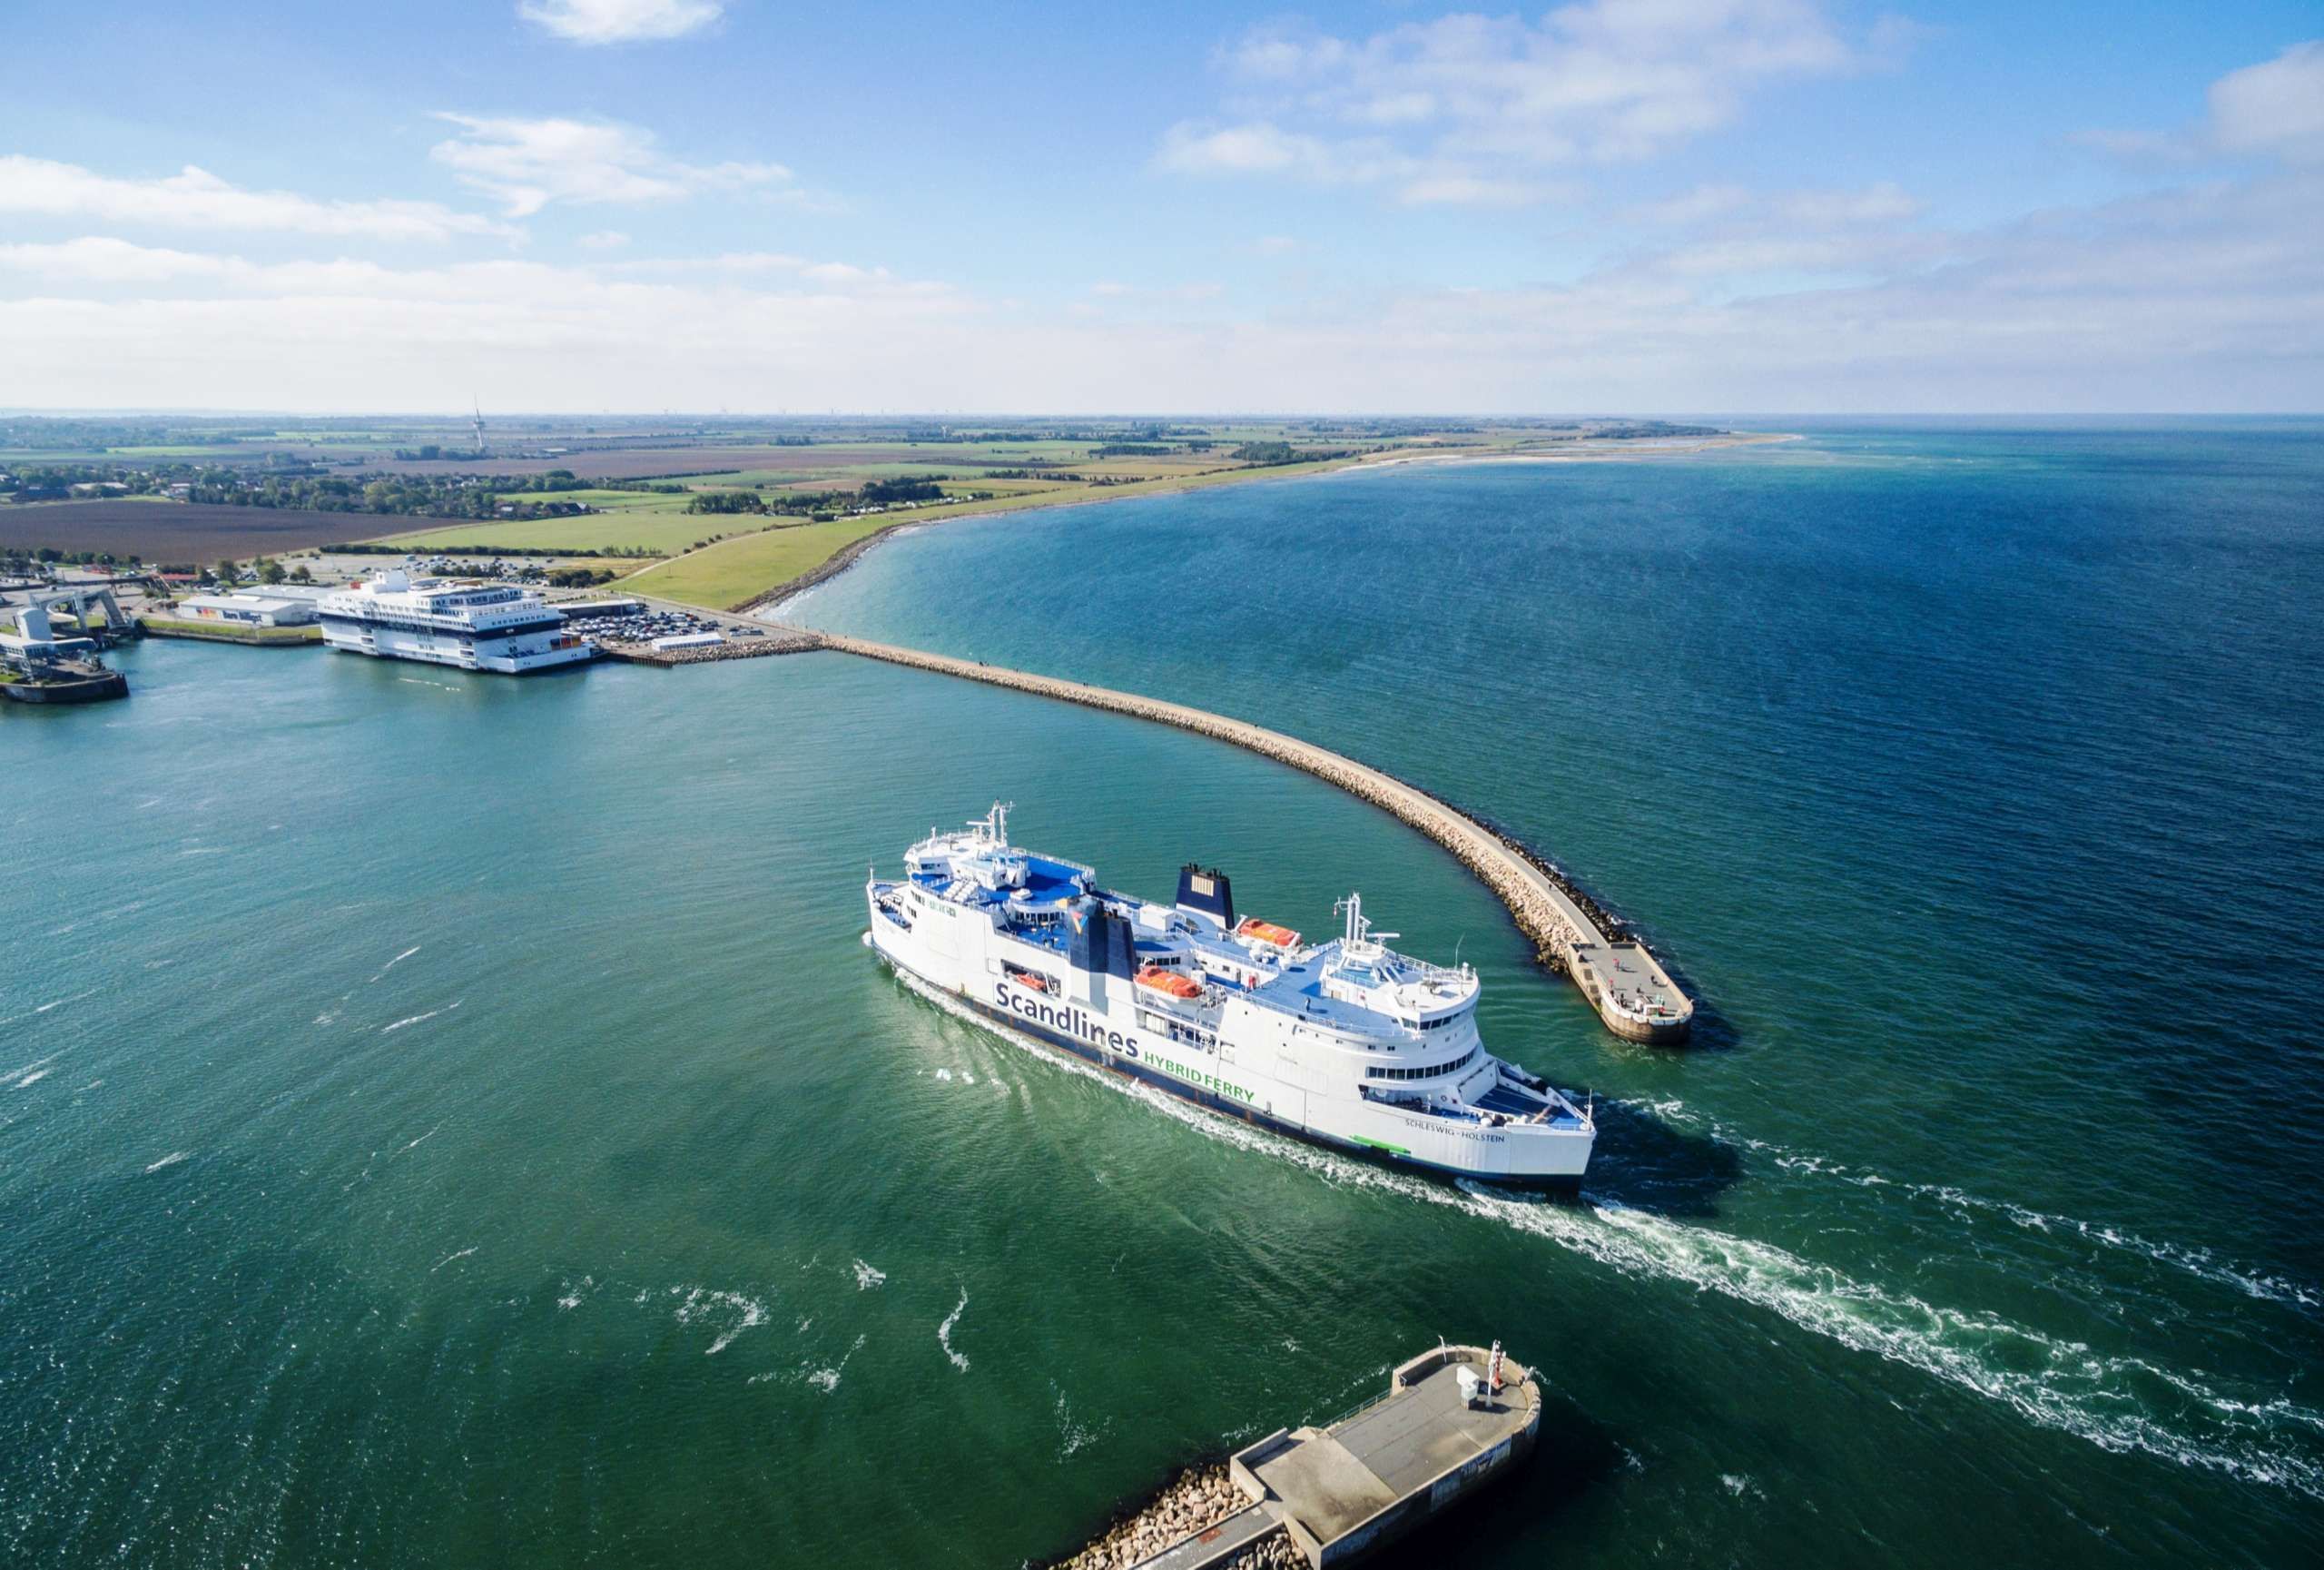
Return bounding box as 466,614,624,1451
7,420,2323,1566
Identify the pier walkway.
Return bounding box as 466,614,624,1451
1130,1504,1282,1570
801,629,1692,1043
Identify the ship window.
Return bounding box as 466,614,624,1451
1366,1046,1479,1082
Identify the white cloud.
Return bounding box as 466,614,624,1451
576,229,631,250
2207,40,2324,164
609,251,811,272
1774,182,1922,226
429,114,791,216
1398,173,1551,207
1155,122,1395,183
1613,181,1935,282
0,154,508,242
0,236,243,282
1630,183,1755,226
1084,280,1225,302
2082,39,2324,169
1161,1,1890,203
5,158,2316,415
518,0,722,45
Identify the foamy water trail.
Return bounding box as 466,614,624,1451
900,971,2324,1501
431,1247,478,1272
143,1150,191,1173
383,945,420,971
1053,1384,1108,1459
14,1069,53,1089
2,990,98,1029
938,1287,970,1372
805,1333,866,1393
673,1287,768,1355
6,1054,60,1086
852,1259,886,1290
382,1001,460,1033
1468,1188,2324,1502
1625,1098,2320,1310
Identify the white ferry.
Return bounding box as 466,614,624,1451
867,805,1595,1185
318,571,594,674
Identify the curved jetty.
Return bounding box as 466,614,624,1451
807,629,1692,1042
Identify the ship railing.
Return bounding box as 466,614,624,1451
1316,1383,1402,1431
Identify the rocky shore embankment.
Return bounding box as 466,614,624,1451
1041,1463,1295,1570
596,627,822,666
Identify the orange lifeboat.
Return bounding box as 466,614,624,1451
1135,965,1203,1000
1234,917,1300,949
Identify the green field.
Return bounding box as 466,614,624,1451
371,495,725,556
502,488,697,511
621,516,906,607
367,473,1063,561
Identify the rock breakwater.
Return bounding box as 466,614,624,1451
805,630,1692,1039
1042,1463,1295,1570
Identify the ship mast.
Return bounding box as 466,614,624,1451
1334,893,1398,962
975,799,1012,847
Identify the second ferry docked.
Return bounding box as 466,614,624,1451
319,570,594,674
867,805,1595,1185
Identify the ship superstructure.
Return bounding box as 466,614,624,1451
318,571,593,674
867,805,1594,1184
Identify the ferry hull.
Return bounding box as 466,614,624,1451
2,667,128,704
320,618,594,675
869,915,1589,1189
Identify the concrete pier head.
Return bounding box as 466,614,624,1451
1226,1346,1541,1567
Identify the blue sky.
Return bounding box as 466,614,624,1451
3,0,2319,412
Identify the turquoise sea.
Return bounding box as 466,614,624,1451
6,420,2321,1566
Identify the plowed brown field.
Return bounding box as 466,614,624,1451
0,501,392,560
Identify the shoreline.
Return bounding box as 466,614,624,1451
1353,430,1801,472
744,430,1800,619
737,456,1364,617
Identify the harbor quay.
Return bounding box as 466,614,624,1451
803,628,1694,1045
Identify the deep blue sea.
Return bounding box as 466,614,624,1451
6,420,2321,1566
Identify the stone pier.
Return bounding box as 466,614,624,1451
801,628,1692,1043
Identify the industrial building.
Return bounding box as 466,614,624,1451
171,594,320,628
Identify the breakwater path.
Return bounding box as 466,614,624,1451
801,627,1692,1042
